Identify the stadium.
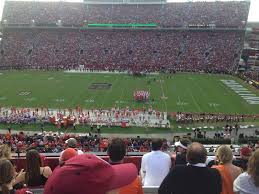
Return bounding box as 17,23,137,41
0,0,259,193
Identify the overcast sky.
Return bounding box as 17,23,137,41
0,0,258,22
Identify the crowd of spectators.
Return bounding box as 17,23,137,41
238,71,259,89
213,124,239,139
0,30,244,74
0,1,257,193
2,1,250,28
242,71,259,82
176,112,252,123
0,109,45,125
0,131,171,153
0,107,169,128
1,136,259,194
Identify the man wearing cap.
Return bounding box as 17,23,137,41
159,142,222,194
174,138,190,165
59,137,83,161
59,148,78,165
44,154,138,194
233,146,252,171
140,138,171,186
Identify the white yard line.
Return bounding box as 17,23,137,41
177,95,185,112
83,75,100,108
188,89,202,112
101,75,120,108
195,77,218,112
159,79,168,112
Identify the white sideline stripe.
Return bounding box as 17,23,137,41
221,79,259,105
64,70,159,75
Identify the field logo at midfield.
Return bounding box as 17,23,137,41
88,83,112,90
221,80,259,105
18,91,31,96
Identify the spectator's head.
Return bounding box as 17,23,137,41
0,159,15,194
25,149,42,184
151,138,163,151
0,145,11,160
186,142,207,164
175,138,190,153
44,154,137,194
248,149,259,187
66,138,77,148
107,138,126,163
60,148,78,162
240,146,252,160
216,145,233,165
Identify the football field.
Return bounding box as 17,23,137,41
0,71,259,114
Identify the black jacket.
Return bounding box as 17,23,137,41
159,165,222,194
175,153,187,165
233,158,248,172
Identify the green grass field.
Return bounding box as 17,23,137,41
0,71,259,114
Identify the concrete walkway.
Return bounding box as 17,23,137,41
0,127,258,140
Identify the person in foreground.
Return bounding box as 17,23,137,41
44,154,138,194
212,145,242,194
140,138,171,186
107,138,143,194
233,149,259,194
233,146,252,171
158,142,222,194
59,148,78,165
14,149,52,187
174,138,191,165
0,145,11,160
59,137,83,161
0,159,16,194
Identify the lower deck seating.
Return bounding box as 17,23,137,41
12,155,176,172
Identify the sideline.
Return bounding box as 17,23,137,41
64,70,159,75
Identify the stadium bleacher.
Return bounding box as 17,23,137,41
0,1,257,194
2,1,250,27
0,30,244,73
0,1,250,73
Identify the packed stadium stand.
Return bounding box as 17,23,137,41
1,1,258,193
0,1,250,73
0,30,244,73
2,1,250,27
